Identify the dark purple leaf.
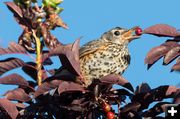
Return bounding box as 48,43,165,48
27,81,37,88
145,41,179,68
46,69,57,75
4,2,23,18
145,45,170,65
18,83,35,94
171,58,180,71
71,38,80,62
173,89,180,103
87,110,101,119
162,41,180,47
61,105,85,112
0,58,26,76
120,111,141,119
163,46,180,65
5,2,33,30
14,12,29,30
58,81,85,94
15,103,26,109
60,39,81,76
0,73,28,86
34,80,62,98
18,30,37,53
106,89,132,104
0,98,19,119
142,102,169,117
44,68,77,82
144,24,180,37
135,83,151,94
0,42,27,55
43,43,71,60
43,39,81,76
111,88,132,96
43,57,53,65
22,62,37,81
105,93,126,104
46,14,68,29
5,2,29,30
3,88,31,102
20,103,39,117
165,86,178,96
100,74,134,92
120,102,141,113
132,85,178,110
71,98,87,106
41,23,62,49
22,62,48,81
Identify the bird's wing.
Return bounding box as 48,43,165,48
80,39,109,58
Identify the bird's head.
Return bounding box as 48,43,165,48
101,26,141,45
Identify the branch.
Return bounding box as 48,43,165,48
32,30,42,85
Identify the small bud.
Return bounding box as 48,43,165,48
55,7,64,14
36,18,42,23
43,0,63,8
52,0,63,5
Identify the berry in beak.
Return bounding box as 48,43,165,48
122,26,142,42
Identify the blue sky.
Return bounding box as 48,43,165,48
0,0,179,97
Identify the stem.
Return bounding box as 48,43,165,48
32,30,42,85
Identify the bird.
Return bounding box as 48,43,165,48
79,26,141,86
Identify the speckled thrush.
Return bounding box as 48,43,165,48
79,27,141,86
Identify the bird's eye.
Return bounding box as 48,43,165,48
114,31,120,36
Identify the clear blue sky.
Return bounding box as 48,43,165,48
0,0,179,96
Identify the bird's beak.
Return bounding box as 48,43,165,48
121,26,141,42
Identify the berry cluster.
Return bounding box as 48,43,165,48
99,99,115,119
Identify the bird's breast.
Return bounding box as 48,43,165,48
80,44,130,85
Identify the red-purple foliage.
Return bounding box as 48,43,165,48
0,1,179,119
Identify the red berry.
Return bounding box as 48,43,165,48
107,111,115,119
103,103,111,112
135,27,143,36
